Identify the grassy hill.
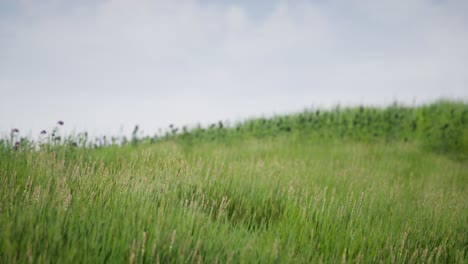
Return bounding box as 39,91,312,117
1,101,467,263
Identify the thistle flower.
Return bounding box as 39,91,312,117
40,130,47,135
58,121,64,126
11,128,19,133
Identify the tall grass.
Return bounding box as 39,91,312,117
0,101,467,263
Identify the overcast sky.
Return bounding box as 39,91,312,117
1,0,467,137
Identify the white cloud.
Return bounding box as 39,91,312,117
0,0,467,136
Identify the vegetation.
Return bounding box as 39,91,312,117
0,100,467,263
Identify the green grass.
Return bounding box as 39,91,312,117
0,102,467,263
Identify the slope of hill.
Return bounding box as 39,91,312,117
0,101,467,263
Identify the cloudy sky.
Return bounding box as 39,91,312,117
1,0,467,137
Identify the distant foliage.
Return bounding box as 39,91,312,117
168,100,468,160
1,100,467,159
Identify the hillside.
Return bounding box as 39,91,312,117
0,101,467,263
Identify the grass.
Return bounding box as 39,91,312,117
0,101,467,263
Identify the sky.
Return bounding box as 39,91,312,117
1,0,468,137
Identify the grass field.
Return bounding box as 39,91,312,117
1,101,467,263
